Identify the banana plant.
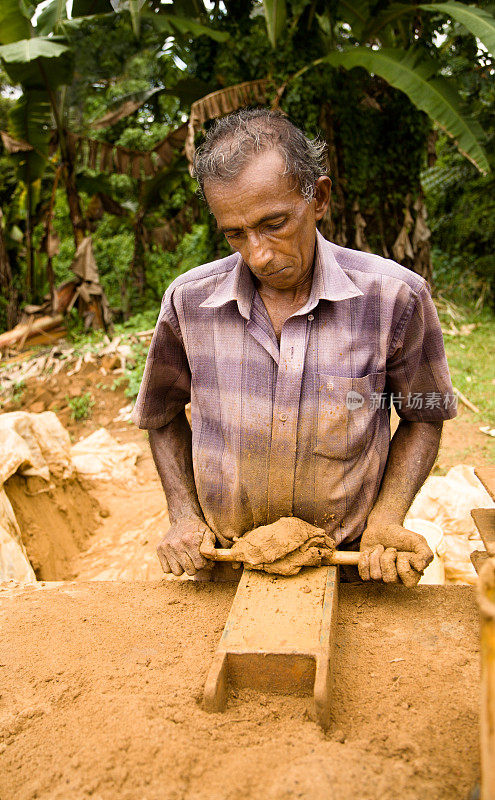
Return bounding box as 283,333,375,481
0,0,99,296
262,0,492,175
0,0,227,302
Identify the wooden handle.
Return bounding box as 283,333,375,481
201,546,360,566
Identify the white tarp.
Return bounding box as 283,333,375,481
0,488,36,583
71,428,141,483
406,464,494,584
0,411,73,484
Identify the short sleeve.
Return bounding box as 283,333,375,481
386,283,457,421
130,289,191,429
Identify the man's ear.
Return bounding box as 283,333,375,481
314,176,332,221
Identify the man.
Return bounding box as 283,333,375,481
131,109,457,586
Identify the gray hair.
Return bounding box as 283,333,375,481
192,108,327,203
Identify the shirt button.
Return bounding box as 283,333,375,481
279,413,288,422
308,314,314,321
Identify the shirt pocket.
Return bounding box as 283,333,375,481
315,372,387,461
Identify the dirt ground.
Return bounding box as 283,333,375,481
0,580,480,800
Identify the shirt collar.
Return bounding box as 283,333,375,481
199,253,254,320
199,228,363,319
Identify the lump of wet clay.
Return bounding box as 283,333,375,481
229,517,336,576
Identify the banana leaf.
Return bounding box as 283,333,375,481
263,0,287,47
318,46,489,174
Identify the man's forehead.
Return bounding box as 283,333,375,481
204,150,302,228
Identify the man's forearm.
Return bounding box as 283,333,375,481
148,411,203,525
366,420,443,527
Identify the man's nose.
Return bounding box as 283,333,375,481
245,234,272,272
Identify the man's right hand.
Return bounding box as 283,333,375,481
156,518,216,577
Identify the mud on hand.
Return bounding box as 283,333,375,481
156,518,217,577
358,522,433,587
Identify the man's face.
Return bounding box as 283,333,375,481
203,149,331,291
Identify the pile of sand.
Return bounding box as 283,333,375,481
0,580,480,800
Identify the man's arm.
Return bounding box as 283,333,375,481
358,419,442,586
149,411,215,577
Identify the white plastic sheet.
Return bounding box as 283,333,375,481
71,428,141,483
406,465,494,584
0,411,72,484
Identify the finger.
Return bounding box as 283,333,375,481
165,551,184,577
178,551,197,577
409,542,434,573
156,545,171,574
186,545,209,571
369,545,385,581
358,549,371,581
199,528,217,559
380,547,398,583
396,552,422,588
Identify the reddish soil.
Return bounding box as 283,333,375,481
0,581,479,800
10,361,131,438
5,474,101,581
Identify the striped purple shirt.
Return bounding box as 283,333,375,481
132,230,456,545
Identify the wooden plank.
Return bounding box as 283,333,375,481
0,314,63,349
472,508,495,556
203,565,339,729
478,558,495,800
475,467,495,503
314,566,339,729
471,550,490,575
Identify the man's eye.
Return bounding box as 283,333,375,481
266,221,285,232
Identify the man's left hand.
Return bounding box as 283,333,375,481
358,522,433,587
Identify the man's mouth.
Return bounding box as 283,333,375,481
264,266,289,277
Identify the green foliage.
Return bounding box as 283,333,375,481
141,223,216,309
66,391,95,420
420,3,495,57
92,217,135,309
0,0,493,331
427,153,495,305
442,309,495,428
115,308,158,332
319,46,489,175
114,338,148,399
422,14,495,306
262,0,287,47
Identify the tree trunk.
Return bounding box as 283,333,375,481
63,130,86,249
25,177,34,300
38,65,87,251
45,165,62,312
0,208,19,329
131,209,146,296
131,182,147,303
318,103,347,247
